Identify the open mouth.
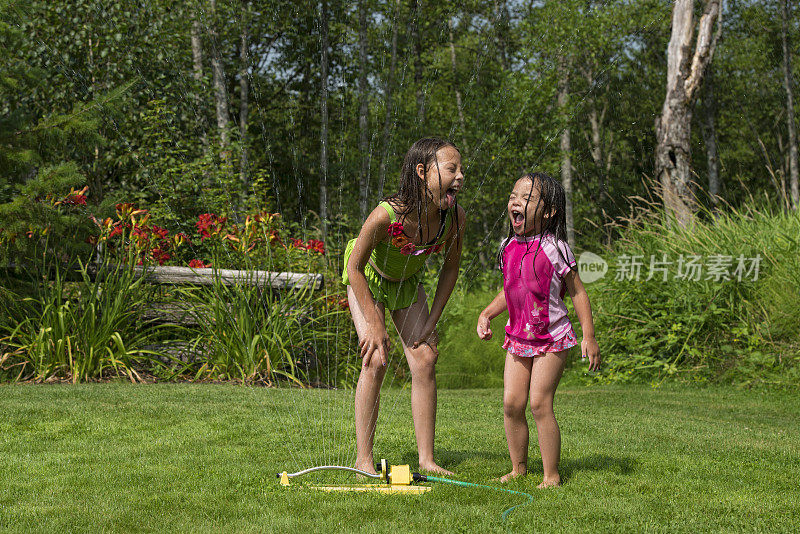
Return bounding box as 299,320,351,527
445,186,458,206
511,209,524,228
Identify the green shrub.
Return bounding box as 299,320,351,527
586,203,799,388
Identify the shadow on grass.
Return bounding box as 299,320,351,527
557,454,637,483
396,448,635,483
399,448,507,471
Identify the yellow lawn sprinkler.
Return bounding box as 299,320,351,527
277,459,431,494
277,460,535,525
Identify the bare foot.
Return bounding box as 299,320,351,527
419,462,454,476
537,476,561,489
354,459,379,476
498,470,526,483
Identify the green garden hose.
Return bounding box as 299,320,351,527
419,474,534,525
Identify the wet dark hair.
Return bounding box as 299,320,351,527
385,137,461,246
497,172,573,278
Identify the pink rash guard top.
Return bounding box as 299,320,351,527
500,233,577,346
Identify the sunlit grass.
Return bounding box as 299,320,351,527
1,383,798,532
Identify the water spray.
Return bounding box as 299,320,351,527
277,459,534,524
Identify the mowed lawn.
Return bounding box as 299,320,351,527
1,384,798,533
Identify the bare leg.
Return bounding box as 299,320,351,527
500,353,533,482
391,284,452,475
529,349,568,488
348,286,387,474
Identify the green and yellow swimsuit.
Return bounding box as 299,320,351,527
342,201,453,310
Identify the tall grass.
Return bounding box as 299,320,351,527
588,201,800,387
1,262,163,382
175,275,357,386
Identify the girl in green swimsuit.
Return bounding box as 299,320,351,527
343,137,465,476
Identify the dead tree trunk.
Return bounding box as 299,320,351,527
209,0,231,161
558,56,575,248
378,0,400,200
239,3,250,187
700,66,720,208
781,0,799,210
655,0,721,227
319,0,330,240
358,0,370,221
448,18,468,153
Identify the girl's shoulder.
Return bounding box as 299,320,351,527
362,203,393,233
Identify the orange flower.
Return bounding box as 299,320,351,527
392,235,411,248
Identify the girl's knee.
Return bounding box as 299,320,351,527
529,396,554,418
503,395,526,419
361,358,388,380
407,345,438,375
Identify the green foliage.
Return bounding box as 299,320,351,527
0,261,162,382
176,279,355,386
133,99,244,228
435,287,506,389
586,203,800,388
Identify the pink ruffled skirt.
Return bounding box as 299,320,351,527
502,327,578,358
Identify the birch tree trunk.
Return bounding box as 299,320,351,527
209,0,231,160
378,0,400,200
655,0,721,227
410,0,425,124
781,0,799,210
357,0,370,221
239,3,250,187
700,66,720,208
558,56,575,248
319,0,330,239
448,18,468,153
191,13,207,148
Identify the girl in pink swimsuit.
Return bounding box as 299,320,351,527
477,172,601,488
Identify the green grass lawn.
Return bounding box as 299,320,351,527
1,384,798,533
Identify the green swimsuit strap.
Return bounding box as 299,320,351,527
378,200,397,223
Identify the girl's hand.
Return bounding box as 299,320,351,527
582,336,601,371
411,323,439,354
476,313,493,340
360,325,390,368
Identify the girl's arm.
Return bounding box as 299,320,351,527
564,269,601,371
411,205,466,350
477,289,507,340
347,207,392,367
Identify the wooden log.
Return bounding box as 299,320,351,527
131,265,323,290
3,264,323,290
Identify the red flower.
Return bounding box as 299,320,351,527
424,243,443,255
400,242,415,255
109,225,124,238
189,259,210,269
387,222,404,237
307,239,325,254
63,194,87,206
151,225,169,240
290,238,306,249
196,213,226,240
151,248,171,265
